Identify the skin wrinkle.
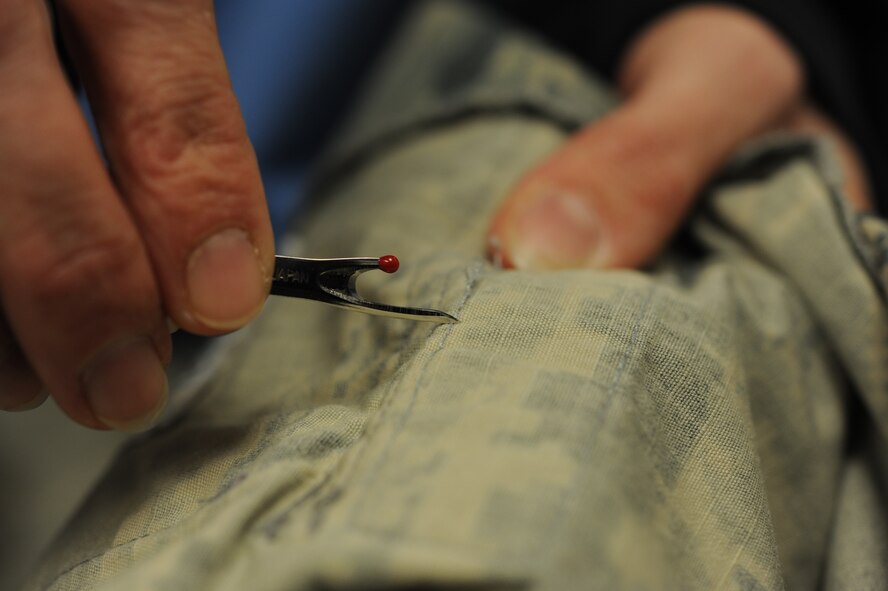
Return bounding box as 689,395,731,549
60,0,273,339
61,0,216,38
0,0,266,427
119,135,257,200
0,0,867,435
5,221,144,306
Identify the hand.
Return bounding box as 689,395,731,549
0,1,274,430
487,5,871,270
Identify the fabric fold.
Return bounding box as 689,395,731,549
29,2,888,590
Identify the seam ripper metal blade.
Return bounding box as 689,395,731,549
269,254,458,323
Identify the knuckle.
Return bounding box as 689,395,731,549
626,166,693,220
64,0,209,29
122,74,249,173
118,76,261,213
617,143,694,214
19,230,145,309
596,124,694,214
645,159,693,210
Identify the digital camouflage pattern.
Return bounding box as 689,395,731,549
29,2,888,589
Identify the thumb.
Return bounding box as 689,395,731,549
487,6,802,270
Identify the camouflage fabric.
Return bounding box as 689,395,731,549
28,2,888,589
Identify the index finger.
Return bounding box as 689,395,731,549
0,0,170,429
57,0,274,334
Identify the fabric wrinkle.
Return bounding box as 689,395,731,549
26,2,888,590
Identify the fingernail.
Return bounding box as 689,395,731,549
0,349,46,411
83,338,168,432
504,189,609,270
487,236,505,269
3,389,48,412
166,317,179,334
187,228,266,330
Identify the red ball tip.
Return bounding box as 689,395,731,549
378,255,399,274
